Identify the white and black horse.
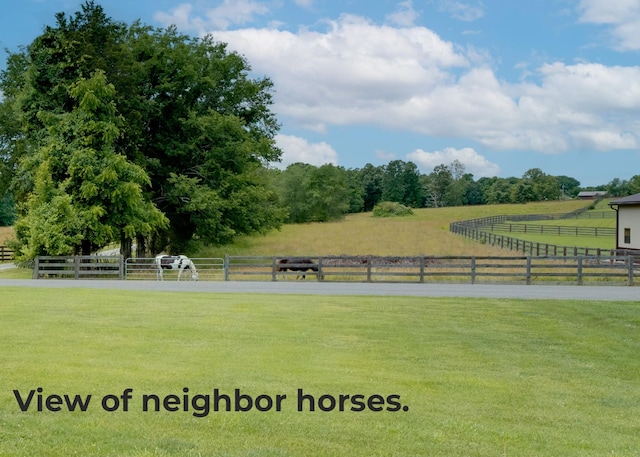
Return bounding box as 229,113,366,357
155,255,199,281
277,258,320,280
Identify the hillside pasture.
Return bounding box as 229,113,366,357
0,200,599,280
199,200,589,259
0,287,639,456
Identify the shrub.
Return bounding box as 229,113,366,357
372,201,414,217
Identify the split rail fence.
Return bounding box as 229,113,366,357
449,210,621,257
223,255,639,286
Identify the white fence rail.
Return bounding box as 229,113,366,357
124,257,225,281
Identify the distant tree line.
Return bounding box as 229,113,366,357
266,160,594,223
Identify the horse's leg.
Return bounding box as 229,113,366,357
177,265,183,281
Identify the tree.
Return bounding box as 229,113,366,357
0,193,16,226
510,180,535,203
556,175,580,198
276,163,352,223
445,160,468,206
381,160,423,207
424,164,453,208
485,178,514,204
11,71,167,260
358,164,384,211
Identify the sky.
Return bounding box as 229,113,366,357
2,0,640,187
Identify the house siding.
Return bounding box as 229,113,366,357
617,205,640,250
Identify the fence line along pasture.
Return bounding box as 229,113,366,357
449,208,620,257
223,255,639,286
33,255,124,279
31,254,640,286
483,223,615,238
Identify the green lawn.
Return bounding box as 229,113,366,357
1,288,639,456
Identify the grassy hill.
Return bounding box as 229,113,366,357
200,200,591,258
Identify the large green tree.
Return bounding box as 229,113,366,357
11,71,167,260
275,163,353,223
1,1,285,256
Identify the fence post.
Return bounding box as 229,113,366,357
419,256,425,283
470,256,476,284
74,255,80,279
224,254,230,281
33,256,40,279
577,257,583,285
119,255,124,280
366,255,372,282
317,257,323,282
627,256,634,286
525,256,531,285
271,256,278,281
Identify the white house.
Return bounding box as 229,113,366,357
609,193,640,252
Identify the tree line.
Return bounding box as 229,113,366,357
268,160,611,224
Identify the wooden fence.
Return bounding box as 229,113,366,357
31,254,640,285
33,255,124,279
0,245,14,262
449,210,622,256
224,255,639,286
484,223,615,238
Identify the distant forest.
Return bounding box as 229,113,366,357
264,159,627,224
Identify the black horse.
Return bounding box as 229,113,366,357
277,258,320,280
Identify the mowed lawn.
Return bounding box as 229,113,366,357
1,287,639,456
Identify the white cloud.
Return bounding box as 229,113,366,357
577,0,640,50
154,0,270,32
157,7,640,156
437,0,485,22
376,150,397,161
213,14,469,130
407,147,500,177
273,134,339,168
386,0,419,27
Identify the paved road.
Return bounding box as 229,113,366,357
1,279,639,301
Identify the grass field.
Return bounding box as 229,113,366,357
198,200,590,258
0,226,12,246
1,287,639,456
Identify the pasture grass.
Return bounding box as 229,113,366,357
0,226,13,245
1,287,639,456
200,200,588,258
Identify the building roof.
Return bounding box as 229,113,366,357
577,191,607,197
609,192,640,206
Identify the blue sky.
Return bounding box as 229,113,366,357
2,0,640,187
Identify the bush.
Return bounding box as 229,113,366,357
372,201,414,217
